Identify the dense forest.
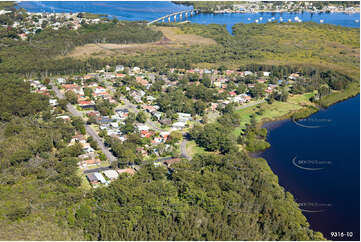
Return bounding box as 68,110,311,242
0,18,162,77
76,152,324,240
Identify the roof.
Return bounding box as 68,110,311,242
103,170,119,180
86,173,98,182
117,168,136,175
163,158,181,167
94,172,107,184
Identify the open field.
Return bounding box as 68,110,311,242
67,26,217,59
233,93,316,135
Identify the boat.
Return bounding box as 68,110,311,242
288,19,292,22
255,19,259,23
320,19,324,23
247,17,251,20
260,17,263,20
355,19,359,23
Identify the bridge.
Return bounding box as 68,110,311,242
147,9,200,25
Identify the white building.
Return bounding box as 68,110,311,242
103,170,119,180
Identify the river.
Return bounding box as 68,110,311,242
18,1,360,240
18,1,360,34
259,95,360,241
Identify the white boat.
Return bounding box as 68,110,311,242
355,19,359,23
288,19,292,22
260,17,263,20
255,19,259,23
247,18,251,20
320,19,324,23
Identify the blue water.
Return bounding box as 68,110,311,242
260,95,360,241
191,12,360,33
18,1,193,21
18,1,360,34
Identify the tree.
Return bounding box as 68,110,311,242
84,87,93,98
65,90,77,104
136,111,147,123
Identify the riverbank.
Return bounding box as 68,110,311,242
319,81,360,108
254,95,360,240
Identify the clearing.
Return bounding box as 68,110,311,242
66,26,217,59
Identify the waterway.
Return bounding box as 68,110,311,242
259,95,360,241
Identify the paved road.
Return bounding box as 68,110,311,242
51,83,117,162
180,134,191,160
83,166,112,174
235,99,266,111
145,120,162,132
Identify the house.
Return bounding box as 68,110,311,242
177,113,192,122
86,173,99,185
132,67,141,73
136,76,148,86
256,79,266,84
115,65,124,72
289,73,300,80
56,115,71,122
57,77,66,84
229,91,237,96
152,111,162,120
82,143,94,153
214,81,222,88
263,71,271,77
136,124,149,131
172,121,186,130
94,87,107,94
143,105,157,113
146,96,156,102
117,168,136,175
116,73,126,78
141,130,153,138
225,70,235,75
79,100,96,109
81,159,101,168
94,172,107,184
49,99,58,106
163,158,181,167
103,170,119,180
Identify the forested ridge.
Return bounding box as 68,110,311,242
76,152,324,240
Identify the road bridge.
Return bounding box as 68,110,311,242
147,9,200,25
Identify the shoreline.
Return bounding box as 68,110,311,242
205,10,360,14
248,90,359,157
248,93,360,240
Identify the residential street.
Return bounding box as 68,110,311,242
51,83,117,162
235,99,265,111
180,133,191,160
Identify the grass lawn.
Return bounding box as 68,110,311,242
233,93,315,136
77,169,92,191
186,140,206,158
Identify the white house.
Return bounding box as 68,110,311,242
263,71,271,77
103,170,119,180
94,172,107,184
172,121,186,130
